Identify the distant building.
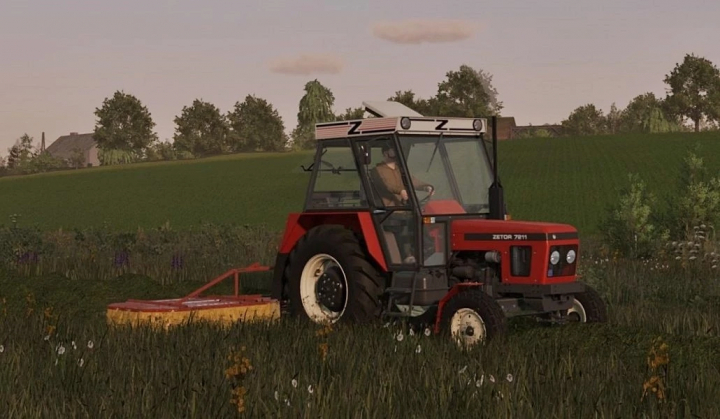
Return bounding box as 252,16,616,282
488,117,517,140
45,132,100,167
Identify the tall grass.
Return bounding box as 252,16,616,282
0,252,718,418
0,223,279,287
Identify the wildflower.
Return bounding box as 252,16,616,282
458,365,468,375
87,340,94,349
72,341,77,350
383,322,390,328
489,374,495,383
506,373,513,382
424,328,431,337
308,385,314,394
415,345,422,354
274,390,279,401
409,329,415,336
44,335,50,341
396,332,404,342
285,398,290,407
57,345,66,355
292,379,298,388
0,344,4,353
78,358,84,367
318,343,328,361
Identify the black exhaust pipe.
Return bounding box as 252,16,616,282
488,116,505,220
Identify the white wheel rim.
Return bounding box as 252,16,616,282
567,297,587,322
299,254,348,324
450,308,487,347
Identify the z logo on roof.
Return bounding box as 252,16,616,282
347,121,362,135
435,119,448,130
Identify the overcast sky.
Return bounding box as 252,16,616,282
1,0,718,153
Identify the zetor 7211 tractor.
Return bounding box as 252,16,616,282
270,101,607,346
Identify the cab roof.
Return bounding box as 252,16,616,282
315,100,488,140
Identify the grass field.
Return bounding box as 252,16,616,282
2,131,720,235
1,253,719,417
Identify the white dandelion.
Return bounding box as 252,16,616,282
424,328,431,337
274,390,279,401
409,329,415,336
489,374,495,383
44,335,50,341
57,345,66,355
72,341,77,350
506,373,513,382
285,398,290,407
0,344,4,353
415,345,422,354
291,379,298,388
78,358,84,367
87,340,94,349
308,385,314,394
396,332,404,342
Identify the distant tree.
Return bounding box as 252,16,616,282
663,53,720,132
386,90,435,115
335,107,365,121
562,104,607,136
291,79,335,150
145,140,177,161
605,103,622,134
172,99,230,157
6,134,35,169
228,95,288,152
68,147,86,168
93,91,158,156
433,65,503,117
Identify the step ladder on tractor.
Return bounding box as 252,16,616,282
107,100,607,347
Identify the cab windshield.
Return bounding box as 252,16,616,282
398,135,494,215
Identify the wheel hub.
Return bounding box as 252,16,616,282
315,266,346,312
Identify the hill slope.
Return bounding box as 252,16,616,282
1,132,719,235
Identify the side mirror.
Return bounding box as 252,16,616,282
359,145,371,165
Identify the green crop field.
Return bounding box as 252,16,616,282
2,131,720,235
1,131,720,417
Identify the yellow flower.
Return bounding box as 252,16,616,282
318,343,328,361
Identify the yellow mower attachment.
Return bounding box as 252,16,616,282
106,263,280,330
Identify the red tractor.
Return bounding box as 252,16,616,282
270,101,607,346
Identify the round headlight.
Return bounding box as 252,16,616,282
566,249,576,264
400,117,411,130
550,250,560,265
473,119,483,131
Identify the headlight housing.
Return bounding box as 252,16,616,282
547,245,578,277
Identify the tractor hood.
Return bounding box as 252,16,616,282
450,219,578,249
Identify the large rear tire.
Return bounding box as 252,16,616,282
286,225,385,325
441,288,507,348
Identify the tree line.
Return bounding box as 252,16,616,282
1,53,719,175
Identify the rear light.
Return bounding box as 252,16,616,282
547,245,577,277
511,246,531,277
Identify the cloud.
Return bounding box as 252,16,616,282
372,19,477,44
268,53,344,75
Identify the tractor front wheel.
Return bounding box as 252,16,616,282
286,225,385,325
441,289,507,348
566,284,607,323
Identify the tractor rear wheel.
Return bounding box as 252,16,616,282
566,284,607,323
441,289,507,348
286,225,385,325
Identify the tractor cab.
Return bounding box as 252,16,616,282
303,101,500,270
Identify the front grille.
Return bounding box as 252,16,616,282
547,245,577,277
511,246,531,277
